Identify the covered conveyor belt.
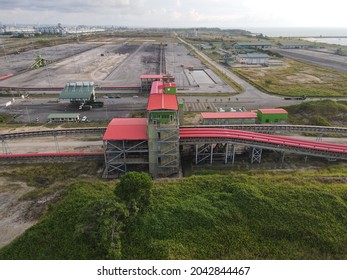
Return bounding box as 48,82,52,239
179,128,347,160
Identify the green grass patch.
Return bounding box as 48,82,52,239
1,166,347,259
0,114,12,123
284,100,347,126
0,162,103,200
232,59,347,97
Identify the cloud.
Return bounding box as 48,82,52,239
0,0,139,14
0,0,346,27
189,8,244,23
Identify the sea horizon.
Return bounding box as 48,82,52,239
244,27,347,37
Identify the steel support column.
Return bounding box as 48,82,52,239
53,134,60,153
1,139,11,154
251,147,262,164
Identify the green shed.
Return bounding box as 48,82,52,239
257,108,288,124
48,113,80,122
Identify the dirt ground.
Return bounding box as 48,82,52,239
0,40,235,93
0,178,36,249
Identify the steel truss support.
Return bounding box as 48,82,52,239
195,143,236,165
1,139,11,154
53,134,60,153
103,140,148,178
195,144,211,164
251,147,262,164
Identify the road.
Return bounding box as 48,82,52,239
273,47,347,74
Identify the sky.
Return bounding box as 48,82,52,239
0,0,346,29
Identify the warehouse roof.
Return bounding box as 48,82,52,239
59,81,95,100
201,112,257,119
258,108,288,114
237,53,269,58
234,42,273,47
103,118,148,141
147,93,178,111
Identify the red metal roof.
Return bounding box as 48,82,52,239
258,108,288,114
147,93,179,111
201,112,257,119
140,74,165,79
150,81,164,94
103,118,148,141
159,83,177,89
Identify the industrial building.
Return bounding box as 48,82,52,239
59,81,96,102
140,74,174,92
48,113,80,122
233,42,273,49
201,112,257,125
257,108,288,124
59,81,103,109
236,53,269,65
103,80,180,178
103,118,149,175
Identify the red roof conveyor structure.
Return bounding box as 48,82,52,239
146,81,179,111
179,128,347,154
103,118,148,141
147,94,179,111
0,152,104,159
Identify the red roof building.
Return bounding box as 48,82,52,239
140,74,165,80
147,93,179,111
150,81,164,95
201,112,257,125
103,118,148,141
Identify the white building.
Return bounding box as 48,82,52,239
236,53,269,65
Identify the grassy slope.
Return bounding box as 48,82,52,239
0,181,115,259
1,167,347,260
284,100,347,126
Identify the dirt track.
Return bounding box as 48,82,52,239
0,178,36,249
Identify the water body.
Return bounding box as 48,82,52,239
245,27,347,38
304,37,347,46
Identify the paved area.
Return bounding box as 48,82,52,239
0,96,148,123
273,47,347,74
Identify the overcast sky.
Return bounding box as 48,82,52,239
1,0,346,28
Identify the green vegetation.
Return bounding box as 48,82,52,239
0,162,103,200
284,100,347,126
232,59,347,97
0,114,12,123
1,167,347,260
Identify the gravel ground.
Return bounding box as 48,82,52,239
0,41,236,93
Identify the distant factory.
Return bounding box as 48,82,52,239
0,23,106,36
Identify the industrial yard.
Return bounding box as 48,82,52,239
0,38,234,93
1,30,347,259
